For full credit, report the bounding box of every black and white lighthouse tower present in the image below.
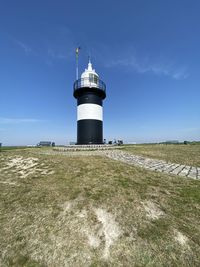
[73,60,106,144]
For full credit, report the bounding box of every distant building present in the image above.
[37,141,54,147]
[117,140,123,145]
[69,141,76,145]
[165,140,179,144]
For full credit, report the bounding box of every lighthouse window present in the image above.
[89,74,98,84]
[94,75,98,84]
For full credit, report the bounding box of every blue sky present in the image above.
[0,0,199,145]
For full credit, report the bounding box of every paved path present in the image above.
[101,150,200,180]
[38,149,200,180]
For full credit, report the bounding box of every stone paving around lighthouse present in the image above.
[101,150,200,180]
[39,148,200,180]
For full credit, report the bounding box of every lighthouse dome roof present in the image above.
[81,60,99,79]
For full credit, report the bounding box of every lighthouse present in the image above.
[73,60,106,144]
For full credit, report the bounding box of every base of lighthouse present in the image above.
[77,120,103,144]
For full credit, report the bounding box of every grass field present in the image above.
[122,144,200,167]
[0,146,28,151]
[0,148,200,266]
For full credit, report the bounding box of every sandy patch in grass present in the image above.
[0,181,17,186]
[174,230,189,246]
[2,156,38,177]
[60,201,74,213]
[142,200,165,220]
[59,197,85,215]
[87,232,101,249]
[58,200,122,260]
[94,208,121,259]
[0,156,54,179]
[4,156,38,169]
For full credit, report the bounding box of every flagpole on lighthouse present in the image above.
[76,47,80,80]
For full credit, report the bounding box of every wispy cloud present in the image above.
[5,33,34,55]
[47,48,69,60]
[92,43,189,80]
[44,25,76,65]
[105,56,189,80]
[0,118,43,124]
[15,40,32,54]
[14,39,33,55]
[7,26,75,64]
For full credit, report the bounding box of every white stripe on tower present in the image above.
[77,103,103,121]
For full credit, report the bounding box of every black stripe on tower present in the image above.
[77,93,102,105]
[77,120,103,144]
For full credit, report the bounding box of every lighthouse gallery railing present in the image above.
[73,77,106,93]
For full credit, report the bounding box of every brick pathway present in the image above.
[39,148,200,180]
[101,150,200,180]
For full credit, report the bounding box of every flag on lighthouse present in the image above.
[76,47,81,57]
[76,47,81,80]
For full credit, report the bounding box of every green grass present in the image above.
[121,143,200,167]
[0,149,200,266]
[0,146,28,151]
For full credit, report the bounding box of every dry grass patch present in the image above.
[0,149,200,266]
[142,200,165,220]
